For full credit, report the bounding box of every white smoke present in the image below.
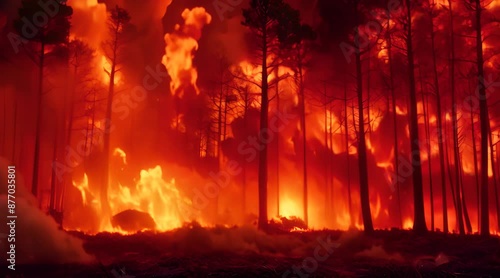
[0,157,94,264]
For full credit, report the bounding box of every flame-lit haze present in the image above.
[2,0,500,237]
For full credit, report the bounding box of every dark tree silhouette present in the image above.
[426,0,449,233]
[67,40,95,153]
[351,0,374,233]
[471,0,490,237]
[286,20,316,226]
[404,0,427,233]
[14,0,72,198]
[101,5,131,219]
[385,8,403,228]
[447,0,465,235]
[242,0,304,230]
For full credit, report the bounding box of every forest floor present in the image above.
[6,226,500,277]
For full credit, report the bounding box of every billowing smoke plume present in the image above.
[0,158,93,264]
[67,0,107,49]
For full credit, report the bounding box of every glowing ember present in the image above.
[403,218,414,230]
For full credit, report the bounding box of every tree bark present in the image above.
[354,1,373,232]
[276,70,280,217]
[469,91,480,231]
[449,0,465,235]
[475,0,490,237]
[459,154,473,233]
[420,75,434,231]
[487,120,500,232]
[50,126,58,211]
[32,40,45,198]
[298,58,308,226]
[102,28,119,224]
[445,119,459,226]
[430,5,449,233]
[387,16,403,228]
[344,81,354,228]
[258,20,269,231]
[405,0,427,233]
[11,97,18,163]
[324,83,330,217]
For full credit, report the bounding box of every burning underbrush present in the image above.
[77,222,333,257]
[269,216,308,232]
[64,147,373,234]
[108,210,310,234]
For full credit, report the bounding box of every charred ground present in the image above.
[7,228,500,277]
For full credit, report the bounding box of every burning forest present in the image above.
[1,0,500,276]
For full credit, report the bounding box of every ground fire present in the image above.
[1,0,500,277]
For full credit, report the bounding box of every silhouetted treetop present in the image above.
[14,0,72,44]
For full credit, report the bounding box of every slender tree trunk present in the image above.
[470,95,480,231]
[32,41,45,198]
[62,62,78,214]
[366,55,371,134]
[102,70,115,220]
[324,84,329,217]
[243,88,249,214]
[406,0,427,233]
[258,22,269,231]
[102,41,117,223]
[459,154,473,233]
[49,127,57,213]
[488,120,500,231]
[449,0,465,234]
[11,96,18,163]
[223,90,229,141]
[420,76,435,231]
[474,0,490,237]
[2,92,6,155]
[417,65,433,230]
[344,81,354,228]
[445,119,459,226]
[50,124,58,212]
[84,108,91,153]
[430,5,449,234]
[329,100,334,211]
[354,19,373,232]
[497,135,500,231]
[218,80,223,159]
[387,18,403,228]
[89,90,97,154]
[276,68,280,217]
[298,59,308,226]
[215,79,223,219]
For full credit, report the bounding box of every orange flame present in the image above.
[161,8,212,98]
[68,148,197,233]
